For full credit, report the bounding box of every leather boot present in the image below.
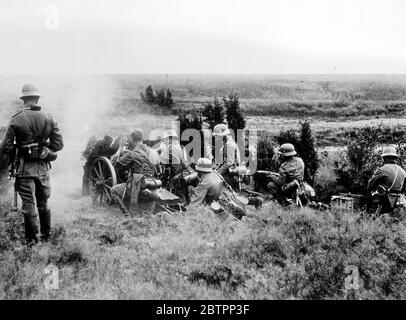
[24,215,39,247]
[248,196,264,209]
[38,208,51,242]
[115,198,130,217]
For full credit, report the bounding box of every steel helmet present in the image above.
[195,158,213,173]
[381,147,398,158]
[212,124,230,137]
[278,143,297,157]
[162,129,178,139]
[20,84,41,99]
[130,130,143,142]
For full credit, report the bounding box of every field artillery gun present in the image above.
[87,155,186,215]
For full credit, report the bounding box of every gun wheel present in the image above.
[89,156,117,206]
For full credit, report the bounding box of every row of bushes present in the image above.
[242,101,406,118]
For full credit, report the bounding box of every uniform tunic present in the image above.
[219,137,241,166]
[159,142,186,166]
[1,106,63,178]
[111,144,159,203]
[190,172,224,206]
[273,156,305,186]
[0,105,63,241]
[367,163,406,193]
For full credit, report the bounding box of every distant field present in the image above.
[3,74,406,123]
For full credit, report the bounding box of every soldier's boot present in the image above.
[248,196,264,209]
[115,198,130,217]
[38,208,51,242]
[24,215,39,247]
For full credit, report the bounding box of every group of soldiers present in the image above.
[92,121,308,218]
[1,83,406,248]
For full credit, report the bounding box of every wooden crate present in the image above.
[331,193,365,212]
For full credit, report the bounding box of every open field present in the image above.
[1,74,406,299]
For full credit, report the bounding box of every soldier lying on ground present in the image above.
[110,130,160,216]
[367,147,406,217]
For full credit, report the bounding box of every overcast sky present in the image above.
[1,0,406,74]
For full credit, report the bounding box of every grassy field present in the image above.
[1,198,405,300]
[1,74,406,300]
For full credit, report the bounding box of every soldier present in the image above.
[212,124,263,209]
[158,129,194,203]
[190,158,247,219]
[190,158,225,206]
[159,129,187,173]
[212,124,241,175]
[0,84,63,246]
[267,143,305,206]
[367,147,406,216]
[110,130,160,216]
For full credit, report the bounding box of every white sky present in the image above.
[0,0,406,74]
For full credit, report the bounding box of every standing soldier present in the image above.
[0,84,63,247]
[367,147,406,216]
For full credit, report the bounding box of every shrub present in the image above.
[224,94,246,134]
[275,122,319,183]
[141,85,173,108]
[177,111,204,159]
[140,85,156,103]
[256,133,277,171]
[334,126,385,195]
[202,98,225,130]
[297,121,319,183]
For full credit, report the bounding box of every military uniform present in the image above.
[160,142,187,172]
[190,171,225,206]
[110,144,159,215]
[268,156,305,204]
[1,106,63,244]
[367,163,406,214]
[216,137,241,187]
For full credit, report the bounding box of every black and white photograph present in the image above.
[0,0,405,305]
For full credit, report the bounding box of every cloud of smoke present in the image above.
[48,75,118,197]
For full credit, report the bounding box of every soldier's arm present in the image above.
[190,182,209,206]
[367,168,382,191]
[274,165,287,186]
[0,123,16,154]
[48,117,64,152]
[117,151,133,168]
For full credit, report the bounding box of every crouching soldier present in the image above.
[367,147,406,217]
[110,130,160,216]
[0,84,63,246]
[267,143,305,206]
[190,158,246,219]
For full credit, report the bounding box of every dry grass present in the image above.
[1,196,405,300]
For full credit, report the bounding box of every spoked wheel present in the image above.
[88,156,117,206]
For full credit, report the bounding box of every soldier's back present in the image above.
[11,108,49,145]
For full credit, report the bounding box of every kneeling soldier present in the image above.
[267,143,305,206]
[367,147,406,216]
[110,130,160,216]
